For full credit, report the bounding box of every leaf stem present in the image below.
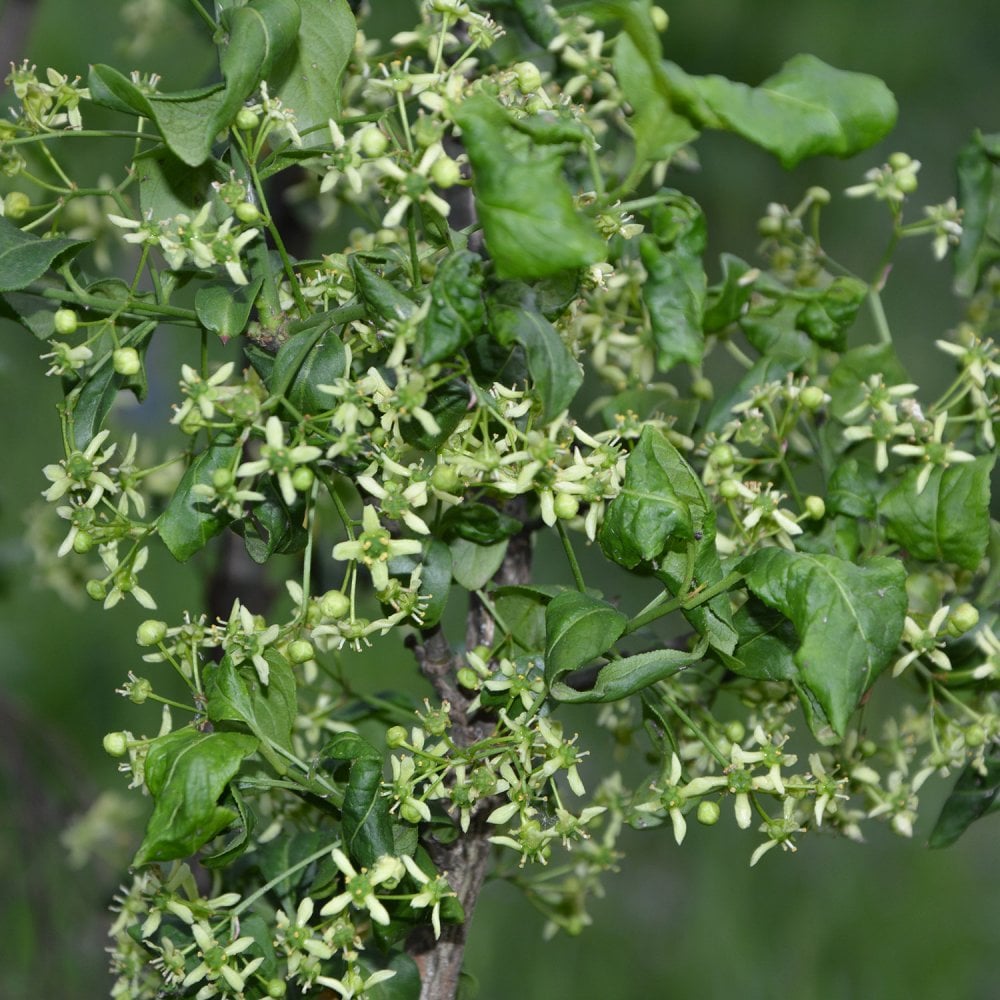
[556,520,587,593]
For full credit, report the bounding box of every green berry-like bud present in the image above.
[319,589,351,619]
[696,800,721,825]
[514,61,543,93]
[211,468,233,490]
[947,603,979,637]
[723,720,745,744]
[719,479,740,500]
[806,186,831,206]
[235,108,260,131]
[128,676,153,704]
[103,732,129,757]
[691,376,714,400]
[113,347,141,376]
[888,152,912,170]
[964,724,987,748]
[757,215,782,237]
[650,5,669,32]
[287,639,314,664]
[386,725,408,748]
[136,619,168,647]
[265,978,287,998]
[431,155,462,189]
[553,493,580,520]
[234,201,261,224]
[291,466,314,492]
[896,172,918,194]
[710,444,735,468]
[456,666,481,690]
[86,579,107,601]
[53,308,79,335]
[804,495,826,520]
[431,463,460,493]
[859,738,878,758]
[401,802,424,824]
[359,125,388,158]
[72,530,95,554]
[799,385,826,411]
[3,191,30,219]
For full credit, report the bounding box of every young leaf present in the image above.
[416,539,452,629]
[135,147,220,222]
[600,426,708,568]
[928,745,1000,848]
[953,130,1000,297]
[0,216,89,292]
[235,476,308,564]
[640,193,707,372]
[195,277,265,340]
[65,364,123,450]
[544,591,627,693]
[440,503,523,546]
[417,250,485,364]
[201,784,257,869]
[881,456,995,571]
[158,436,242,561]
[490,290,583,422]
[133,728,259,867]
[742,549,907,736]
[729,598,798,682]
[452,93,605,279]
[350,257,417,326]
[703,253,754,332]
[449,537,507,591]
[662,54,898,168]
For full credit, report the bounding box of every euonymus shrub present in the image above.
[1,1,998,998]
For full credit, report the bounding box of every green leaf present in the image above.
[400,379,469,451]
[953,130,1000,296]
[441,503,523,546]
[739,300,814,367]
[703,253,754,332]
[662,54,897,168]
[449,537,507,590]
[929,744,1000,848]
[0,292,56,339]
[270,0,356,144]
[494,584,561,652]
[350,257,417,325]
[730,598,798,682]
[490,288,583,421]
[135,148,219,222]
[0,216,89,292]
[600,426,708,568]
[363,951,422,1000]
[205,651,297,756]
[742,549,907,735]
[158,436,242,561]
[827,459,879,519]
[217,0,301,134]
[268,312,347,411]
[452,94,605,279]
[195,277,265,340]
[417,250,486,364]
[388,538,453,629]
[134,728,258,866]
[65,363,123,450]
[234,476,308,564]
[881,456,995,570]
[794,277,868,349]
[201,784,256,869]
[706,356,789,434]
[640,193,707,372]
[544,591,627,695]
[324,733,394,868]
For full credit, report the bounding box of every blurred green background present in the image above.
[0,1,996,998]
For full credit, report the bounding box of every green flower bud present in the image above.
[359,125,388,158]
[212,467,234,490]
[235,108,260,131]
[431,463,460,493]
[710,444,735,468]
[757,215,782,237]
[72,530,95,554]
[265,978,287,998]
[806,186,831,206]
[103,731,129,757]
[723,720,745,744]
[514,61,543,93]
[291,466,314,492]
[3,191,30,219]
[53,308,79,335]
[691,376,714,400]
[888,151,912,170]
[113,347,141,376]
[799,385,826,411]
[430,154,462,189]
[319,589,351,620]
[287,639,315,664]
[456,666,481,690]
[896,172,918,194]
[947,602,979,636]
[804,495,826,520]
[86,579,107,601]
[964,724,987,748]
[136,619,168,647]
[719,479,740,500]
[401,801,425,824]
[697,800,721,825]
[234,201,261,224]
[553,493,580,520]
[386,725,408,748]
[128,676,153,704]
[650,6,669,32]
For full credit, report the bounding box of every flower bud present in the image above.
[691,376,714,400]
[430,155,462,189]
[431,463,460,493]
[291,467,314,492]
[710,444,735,468]
[359,125,388,158]
[136,619,168,646]
[650,6,669,31]
[723,720,745,744]
[319,589,351,620]
[719,479,740,500]
[287,639,315,664]
[514,61,543,93]
[553,493,580,520]
[386,725,408,748]
[806,186,831,206]
[265,979,287,998]
[964,724,987,748]
[86,579,107,601]
[113,347,141,376]
[947,602,979,636]
[888,152,912,170]
[799,385,826,411]
[103,731,129,757]
[401,802,424,824]
[72,530,95,554]
[128,676,153,704]
[696,800,721,825]
[53,308,79,335]
[3,191,30,219]
[235,108,259,131]
[212,468,233,490]
[804,495,826,520]
[234,201,261,224]
[456,666,481,690]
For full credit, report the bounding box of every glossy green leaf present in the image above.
[205,651,297,757]
[730,598,798,682]
[663,54,897,168]
[268,312,347,410]
[201,784,256,869]
[703,253,754,332]
[881,456,994,571]
[350,257,417,325]
[929,744,1000,848]
[794,276,868,349]
[544,591,627,694]
[827,459,879,519]
[158,436,242,561]
[195,277,265,340]
[600,426,708,568]
[271,0,356,143]
[490,288,583,421]
[0,291,56,339]
[417,250,485,364]
[388,538,453,629]
[742,549,907,735]
[953,130,1000,296]
[134,728,258,866]
[0,216,89,293]
[234,476,308,564]
[452,94,605,279]
[979,520,1000,609]
[363,952,422,1000]
[400,379,469,451]
[441,503,523,546]
[65,363,123,450]
[135,148,219,222]
[640,193,707,372]
[449,537,507,591]
[739,300,814,367]
[494,584,561,652]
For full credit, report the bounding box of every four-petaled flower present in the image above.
[236,415,322,506]
[332,505,423,591]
